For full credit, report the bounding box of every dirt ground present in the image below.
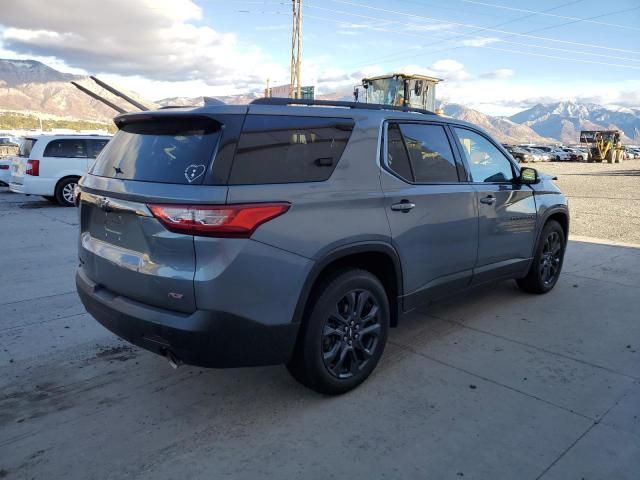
[537,158,640,244]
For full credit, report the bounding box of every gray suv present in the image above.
[76,98,569,394]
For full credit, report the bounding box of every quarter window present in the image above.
[453,128,514,183]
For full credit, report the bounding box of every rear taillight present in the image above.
[148,203,290,238]
[26,159,40,176]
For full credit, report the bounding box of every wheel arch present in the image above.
[530,206,569,258]
[55,174,82,191]
[293,242,403,328]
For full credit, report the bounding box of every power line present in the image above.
[322,0,640,54]
[299,12,640,70]
[459,0,640,31]
[300,5,640,63]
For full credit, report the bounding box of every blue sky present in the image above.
[1,0,639,115]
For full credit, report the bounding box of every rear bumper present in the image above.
[10,177,55,196]
[76,267,300,368]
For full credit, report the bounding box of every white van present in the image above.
[10,135,110,206]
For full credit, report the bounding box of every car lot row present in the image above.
[504,144,640,162]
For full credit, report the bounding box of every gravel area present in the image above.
[536,159,640,245]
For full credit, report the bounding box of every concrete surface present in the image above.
[0,187,638,480]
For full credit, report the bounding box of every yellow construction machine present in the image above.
[580,130,624,163]
[354,73,442,112]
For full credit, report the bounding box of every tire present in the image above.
[54,177,79,207]
[606,149,614,163]
[42,196,56,203]
[517,220,566,294]
[287,269,390,395]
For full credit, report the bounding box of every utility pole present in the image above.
[290,0,302,99]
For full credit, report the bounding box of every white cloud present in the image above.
[480,68,514,79]
[461,37,500,47]
[0,0,286,93]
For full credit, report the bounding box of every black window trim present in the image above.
[381,120,464,185]
[448,124,521,185]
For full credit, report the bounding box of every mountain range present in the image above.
[1,59,638,144]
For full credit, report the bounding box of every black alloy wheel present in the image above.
[517,220,566,294]
[287,269,389,395]
[539,230,562,287]
[321,289,382,379]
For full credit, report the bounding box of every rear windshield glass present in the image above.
[91,117,221,184]
[230,115,354,185]
[18,138,36,157]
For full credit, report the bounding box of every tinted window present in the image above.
[18,138,37,157]
[43,139,87,158]
[453,128,514,183]
[91,117,221,184]
[230,115,354,184]
[87,139,109,159]
[386,123,413,181]
[399,124,458,182]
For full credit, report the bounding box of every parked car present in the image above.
[520,147,546,162]
[529,147,552,162]
[10,135,110,206]
[504,145,534,163]
[550,148,571,161]
[75,99,569,394]
[625,147,640,159]
[0,157,12,186]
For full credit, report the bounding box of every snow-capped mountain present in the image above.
[440,103,555,144]
[510,101,640,143]
[2,59,639,144]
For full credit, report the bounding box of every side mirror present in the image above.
[519,167,539,184]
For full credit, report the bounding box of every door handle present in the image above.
[391,200,416,212]
[480,195,496,205]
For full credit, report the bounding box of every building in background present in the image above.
[265,83,315,100]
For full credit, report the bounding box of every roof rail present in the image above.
[250,97,435,115]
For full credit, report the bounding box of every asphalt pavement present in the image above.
[0,186,638,480]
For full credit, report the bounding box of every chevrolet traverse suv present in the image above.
[76,98,569,394]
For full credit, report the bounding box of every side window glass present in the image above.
[230,115,354,184]
[87,140,109,159]
[386,123,413,181]
[453,128,514,183]
[43,139,87,158]
[399,124,458,182]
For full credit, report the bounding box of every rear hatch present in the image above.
[78,112,240,313]
[11,138,37,185]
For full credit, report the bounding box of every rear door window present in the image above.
[229,115,354,184]
[86,139,109,159]
[43,139,87,158]
[91,117,221,184]
[18,138,37,157]
[385,123,459,183]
